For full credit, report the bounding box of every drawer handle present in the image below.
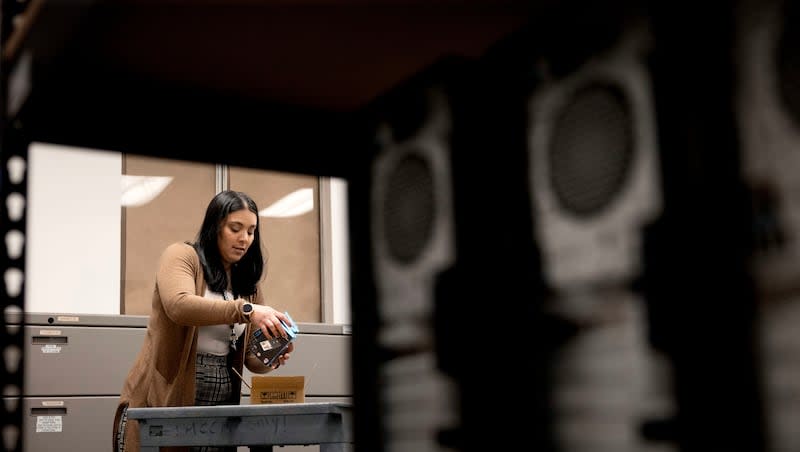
[31,407,67,415]
[32,336,68,345]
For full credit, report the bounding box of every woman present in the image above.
[113,190,295,452]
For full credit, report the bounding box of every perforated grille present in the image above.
[549,83,634,217]
[381,152,435,264]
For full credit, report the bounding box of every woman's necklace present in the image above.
[222,290,237,351]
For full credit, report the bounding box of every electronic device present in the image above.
[248,312,299,367]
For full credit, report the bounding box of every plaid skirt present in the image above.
[115,352,236,452]
[192,352,236,452]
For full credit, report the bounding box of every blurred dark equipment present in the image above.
[735,0,800,451]
[642,1,766,451]
[1,1,38,452]
[0,1,784,452]
[525,13,673,452]
[358,61,465,452]
[352,57,491,452]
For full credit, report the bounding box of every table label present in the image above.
[147,417,287,439]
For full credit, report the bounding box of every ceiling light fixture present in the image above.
[121,175,173,207]
[259,188,314,218]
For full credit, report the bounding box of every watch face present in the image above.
[244,304,253,313]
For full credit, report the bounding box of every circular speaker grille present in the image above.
[548,83,634,217]
[381,152,435,264]
[777,1,800,125]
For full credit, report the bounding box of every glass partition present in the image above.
[25,141,349,324]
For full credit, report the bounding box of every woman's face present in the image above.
[218,207,258,269]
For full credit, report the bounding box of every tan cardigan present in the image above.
[113,242,272,452]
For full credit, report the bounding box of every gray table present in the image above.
[126,402,353,452]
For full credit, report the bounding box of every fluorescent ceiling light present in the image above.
[121,175,173,207]
[259,188,314,218]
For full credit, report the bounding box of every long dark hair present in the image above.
[190,190,266,298]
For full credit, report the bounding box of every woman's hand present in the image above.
[249,304,292,339]
[272,342,294,370]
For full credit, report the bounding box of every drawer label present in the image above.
[41,401,64,407]
[37,330,61,336]
[56,316,79,322]
[40,344,61,354]
[35,416,62,433]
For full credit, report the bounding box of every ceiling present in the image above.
[10,0,640,177]
[23,0,541,113]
